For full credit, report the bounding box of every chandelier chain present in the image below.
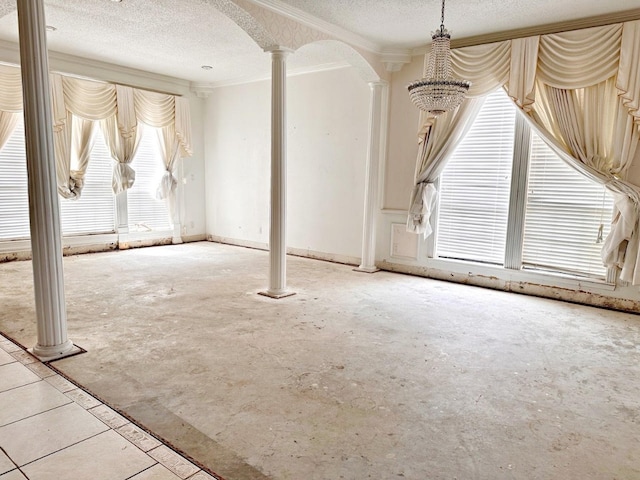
[440,0,445,28]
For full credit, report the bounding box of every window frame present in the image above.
[430,88,615,284]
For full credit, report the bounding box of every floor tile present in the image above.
[43,374,76,393]
[0,340,21,354]
[0,402,108,466]
[129,464,182,480]
[148,445,200,479]
[117,423,161,452]
[8,351,36,365]
[0,363,40,393]
[0,350,13,367]
[22,430,155,480]
[0,450,14,475]
[0,470,26,480]
[188,471,218,480]
[25,362,55,379]
[65,388,101,409]
[0,381,72,427]
[89,404,129,429]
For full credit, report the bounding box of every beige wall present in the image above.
[383,55,423,211]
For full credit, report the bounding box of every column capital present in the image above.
[368,80,389,89]
[264,46,295,56]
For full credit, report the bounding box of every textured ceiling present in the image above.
[0,0,637,84]
[277,0,640,49]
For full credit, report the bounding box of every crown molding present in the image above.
[411,7,640,55]
[246,0,383,54]
[0,39,191,95]
[193,60,351,90]
[380,50,412,72]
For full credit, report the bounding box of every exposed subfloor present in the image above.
[1,241,639,480]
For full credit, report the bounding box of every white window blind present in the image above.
[59,127,115,236]
[127,126,171,232]
[436,89,516,265]
[0,118,30,240]
[522,132,613,278]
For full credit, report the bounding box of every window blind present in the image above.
[436,89,516,265]
[127,127,171,232]
[522,132,613,278]
[59,128,115,236]
[0,119,30,240]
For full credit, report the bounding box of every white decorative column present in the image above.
[356,81,388,273]
[260,47,295,299]
[17,0,76,360]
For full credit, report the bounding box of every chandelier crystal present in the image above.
[407,0,470,115]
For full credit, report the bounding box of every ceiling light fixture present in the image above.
[407,0,470,115]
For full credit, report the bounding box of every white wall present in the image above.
[180,94,206,240]
[383,55,422,211]
[205,66,370,262]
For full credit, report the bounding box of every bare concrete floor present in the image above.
[1,242,639,480]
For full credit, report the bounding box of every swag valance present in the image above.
[0,65,192,201]
[408,20,640,284]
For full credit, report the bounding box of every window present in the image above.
[0,118,30,240]
[522,132,613,277]
[436,92,515,265]
[0,119,172,243]
[0,118,115,239]
[435,88,614,280]
[127,126,172,232]
[59,127,115,236]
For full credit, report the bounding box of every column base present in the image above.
[258,290,296,299]
[354,266,380,274]
[30,340,82,362]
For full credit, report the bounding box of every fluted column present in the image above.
[17,0,75,360]
[356,81,388,273]
[260,47,295,299]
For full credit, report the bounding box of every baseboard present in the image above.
[182,234,207,243]
[206,235,361,267]
[207,235,269,251]
[378,260,640,314]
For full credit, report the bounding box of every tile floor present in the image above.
[0,336,218,480]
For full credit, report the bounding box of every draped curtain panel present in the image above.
[52,75,98,199]
[408,19,640,285]
[0,111,19,152]
[0,65,193,199]
[0,66,25,152]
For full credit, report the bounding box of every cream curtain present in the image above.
[136,90,192,222]
[0,111,18,151]
[407,98,484,235]
[156,124,180,224]
[506,24,640,284]
[100,113,144,195]
[51,75,99,199]
[0,66,23,152]
[0,65,23,112]
[408,19,640,284]
[0,66,193,198]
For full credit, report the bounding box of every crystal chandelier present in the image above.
[407,0,470,115]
